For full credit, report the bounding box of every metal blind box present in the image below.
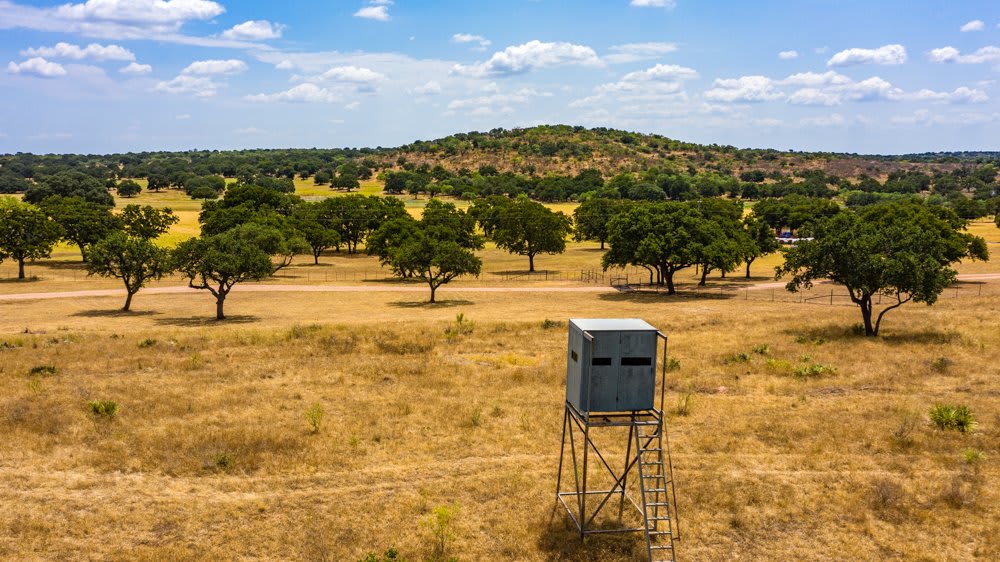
[566,318,659,413]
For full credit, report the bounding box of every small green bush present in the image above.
[963,448,984,465]
[212,453,234,471]
[305,402,324,434]
[794,363,835,378]
[752,344,770,355]
[929,404,976,433]
[358,549,407,562]
[724,352,751,364]
[88,400,119,417]
[930,356,954,373]
[541,319,562,329]
[665,357,681,372]
[28,365,58,376]
[444,313,474,337]
[425,505,457,561]
[137,338,158,348]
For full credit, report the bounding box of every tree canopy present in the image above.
[471,195,571,272]
[368,199,483,302]
[87,232,173,311]
[40,196,120,262]
[778,201,988,336]
[120,205,179,240]
[172,225,277,320]
[0,201,63,279]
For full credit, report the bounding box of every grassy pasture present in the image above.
[0,283,998,560]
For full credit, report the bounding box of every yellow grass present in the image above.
[0,283,997,560]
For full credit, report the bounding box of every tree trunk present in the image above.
[18,258,25,280]
[721,269,727,279]
[599,239,605,250]
[860,295,875,336]
[79,244,88,263]
[528,253,535,273]
[313,250,320,265]
[665,270,676,294]
[429,284,437,303]
[216,295,226,320]
[746,258,754,278]
[123,291,134,312]
[699,265,709,286]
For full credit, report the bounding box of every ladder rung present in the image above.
[640,448,662,453]
[646,502,670,507]
[643,474,666,479]
[650,544,674,550]
[645,488,666,493]
[649,530,672,536]
[649,516,672,521]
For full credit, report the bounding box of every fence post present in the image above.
[830,289,833,305]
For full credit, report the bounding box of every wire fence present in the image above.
[610,279,997,305]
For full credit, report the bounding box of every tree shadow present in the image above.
[36,260,86,270]
[781,324,961,345]
[71,309,161,318]
[0,277,41,284]
[153,314,259,327]
[597,289,737,303]
[487,269,559,276]
[388,299,474,308]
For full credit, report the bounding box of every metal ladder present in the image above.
[635,420,679,562]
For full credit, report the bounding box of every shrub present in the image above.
[358,549,407,562]
[890,415,917,448]
[671,393,692,417]
[752,344,770,355]
[425,505,457,561]
[724,352,751,364]
[665,357,681,372]
[211,453,234,471]
[137,338,158,348]
[963,448,984,466]
[541,319,562,329]
[285,323,324,340]
[444,313,474,338]
[795,335,827,346]
[794,363,835,378]
[929,404,976,433]
[88,400,119,417]
[28,365,58,376]
[930,356,954,374]
[305,402,324,434]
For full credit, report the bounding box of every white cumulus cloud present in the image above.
[181,59,247,75]
[222,20,284,41]
[354,5,389,21]
[827,44,907,66]
[629,0,676,8]
[605,42,678,64]
[778,50,798,60]
[905,87,988,104]
[961,20,984,32]
[319,65,385,84]
[154,74,219,97]
[412,80,442,95]
[928,45,1000,64]
[54,0,224,24]
[246,83,341,103]
[705,76,785,102]
[21,42,135,61]
[451,40,602,77]
[7,57,67,78]
[452,33,491,50]
[119,61,151,74]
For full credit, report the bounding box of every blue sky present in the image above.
[3,0,1000,154]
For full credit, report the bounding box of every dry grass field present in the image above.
[1,186,999,560]
[0,284,998,561]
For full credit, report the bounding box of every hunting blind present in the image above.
[556,319,680,562]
